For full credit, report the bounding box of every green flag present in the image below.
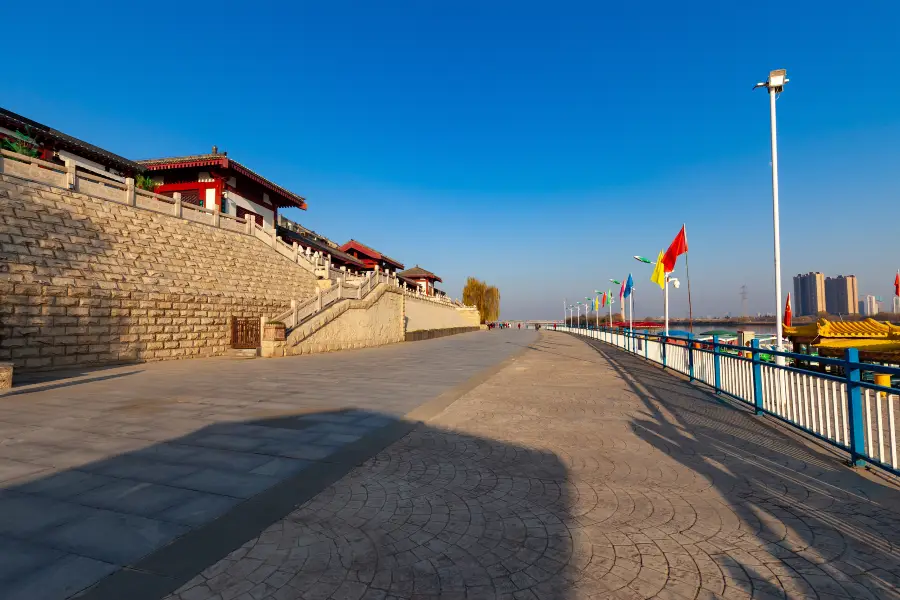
[633,255,652,264]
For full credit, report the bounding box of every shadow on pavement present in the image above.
[592,341,900,600]
[4,370,143,397]
[0,408,573,600]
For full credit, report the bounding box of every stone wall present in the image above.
[404,295,481,332]
[284,284,404,355]
[0,174,317,370]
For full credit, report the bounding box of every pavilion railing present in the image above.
[557,325,900,478]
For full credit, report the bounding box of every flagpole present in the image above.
[629,289,634,352]
[664,276,669,336]
[595,295,600,328]
[684,224,694,334]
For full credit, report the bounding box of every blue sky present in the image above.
[4,1,899,319]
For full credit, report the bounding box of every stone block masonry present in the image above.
[285,284,405,355]
[404,294,480,332]
[0,174,317,371]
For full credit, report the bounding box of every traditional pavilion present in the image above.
[1,107,140,179]
[338,240,404,274]
[398,266,442,296]
[138,148,307,228]
[786,318,900,362]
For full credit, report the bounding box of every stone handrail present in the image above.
[1,150,477,321]
[76,170,128,190]
[271,271,395,330]
[0,149,347,282]
[401,286,471,309]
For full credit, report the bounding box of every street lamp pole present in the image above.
[755,69,788,357]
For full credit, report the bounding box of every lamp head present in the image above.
[767,68,788,91]
[671,278,681,289]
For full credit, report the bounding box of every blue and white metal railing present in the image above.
[557,325,900,477]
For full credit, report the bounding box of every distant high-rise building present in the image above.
[862,294,879,316]
[825,275,859,315]
[793,272,826,316]
[893,296,900,314]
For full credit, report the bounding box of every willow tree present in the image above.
[484,286,500,322]
[463,277,500,323]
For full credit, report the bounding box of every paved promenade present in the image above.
[5,329,900,599]
[0,330,536,600]
[163,331,900,600]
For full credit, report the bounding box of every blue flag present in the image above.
[624,273,634,298]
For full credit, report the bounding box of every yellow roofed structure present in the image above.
[785,319,900,361]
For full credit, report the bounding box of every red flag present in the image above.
[783,293,792,328]
[662,225,688,273]
[895,271,899,297]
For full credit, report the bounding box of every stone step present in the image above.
[226,348,258,359]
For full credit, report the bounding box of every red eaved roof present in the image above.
[339,239,404,270]
[398,266,442,283]
[137,154,307,210]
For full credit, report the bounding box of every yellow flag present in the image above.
[650,250,666,289]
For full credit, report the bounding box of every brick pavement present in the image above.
[0,329,536,600]
[162,331,900,600]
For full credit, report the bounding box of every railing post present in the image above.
[846,348,867,467]
[687,333,695,381]
[291,299,297,328]
[292,241,299,262]
[749,339,764,413]
[713,335,722,394]
[65,158,76,190]
[173,192,182,217]
[644,329,649,360]
[124,177,136,206]
[213,209,221,228]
